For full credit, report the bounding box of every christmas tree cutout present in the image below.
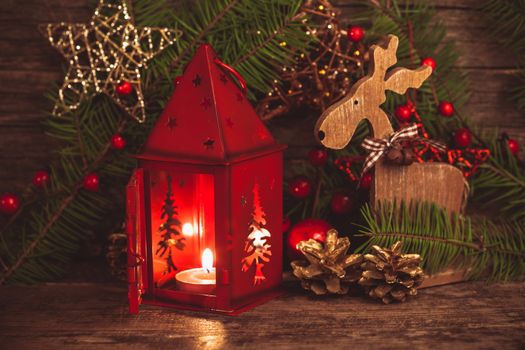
[241,183,272,285]
[156,175,185,274]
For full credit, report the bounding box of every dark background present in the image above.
[0,0,523,193]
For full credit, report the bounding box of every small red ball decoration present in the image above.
[421,57,436,71]
[287,218,331,260]
[33,170,50,188]
[347,25,365,43]
[111,133,126,150]
[83,173,100,192]
[289,176,312,199]
[116,81,133,96]
[454,128,472,148]
[508,139,520,155]
[330,192,354,214]
[438,101,454,117]
[283,216,291,233]
[308,148,328,166]
[395,105,412,123]
[0,193,20,215]
[360,172,373,189]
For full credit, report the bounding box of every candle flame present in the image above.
[182,222,194,236]
[202,248,213,273]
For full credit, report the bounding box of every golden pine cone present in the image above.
[106,231,127,281]
[291,229,363,295]
[358,241,424,304]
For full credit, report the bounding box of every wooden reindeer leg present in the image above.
[385,66,432,95]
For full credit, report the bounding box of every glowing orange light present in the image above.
[202,248,214,273]
[182,222,194,236]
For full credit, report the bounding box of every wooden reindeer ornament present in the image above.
[315,35,467,213]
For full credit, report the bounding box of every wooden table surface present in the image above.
[1,281,524,349]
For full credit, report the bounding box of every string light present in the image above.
[256,0,363,121]
[42,0,181,123]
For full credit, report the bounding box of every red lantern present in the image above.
[126,44,285,314]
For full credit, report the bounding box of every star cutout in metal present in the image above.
[166,116,177,130]
[42,0,181,123]
[226,117,234,128]
[201,97,212,110]
[192,74,201,87]
[203,138,215,149]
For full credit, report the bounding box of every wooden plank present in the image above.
[0,282,524,349]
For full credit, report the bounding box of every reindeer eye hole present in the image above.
[354,100,359,105]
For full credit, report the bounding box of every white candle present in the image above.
[175,248,216,294]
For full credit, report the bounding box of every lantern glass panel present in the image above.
[148,169,215,293]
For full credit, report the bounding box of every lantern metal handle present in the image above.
[214,58,247,96]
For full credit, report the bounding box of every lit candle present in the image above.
[175,248,216,294]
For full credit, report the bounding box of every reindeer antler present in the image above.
[372,35,432,95]
[315,34,433,146]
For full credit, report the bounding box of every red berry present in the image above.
[395,105,412,123]
[283,217,291,233]
[508,139,520,156]
[438,101,454,117]
[454,128,472,148]
[33,170,50,188]
[330,192,354,214]
[287,218,331,260]
[360,172,373,189]
[116,81,133,96]
[83,173,100,192]
[0,193,20,215]
[347,25,365,43]
[308,148,328,167]
[289,176,312,199]
[111,133,126,150]
[421,57,436,71]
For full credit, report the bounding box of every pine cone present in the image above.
[291,229,363,295]
[106,231,128,282]
[359,241,424,304]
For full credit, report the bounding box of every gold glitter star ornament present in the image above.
[42,0,181,123]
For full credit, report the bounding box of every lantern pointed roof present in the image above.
[138,44,280,164]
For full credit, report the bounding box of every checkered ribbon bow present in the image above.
[361,124,446,175]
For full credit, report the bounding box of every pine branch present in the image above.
[357,201,525,281]
[170,0,240,70]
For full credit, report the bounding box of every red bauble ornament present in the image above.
[283,216,291,233]
[347,25,365,43]
[308,148,328,167]
[33,170,50,188]
[289,176,312,199]
[395,105,412,123]
[111,133,126,150]
[287,218,331,260]
[330,192,354,214]
[360,172,373,189]
[83,173,100,192]
[438,101,454,117]
[508,139,520,155]
[454,128,472,148]
[421,57,436,71]
[0,193,20,215]
[116,81,133,96]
